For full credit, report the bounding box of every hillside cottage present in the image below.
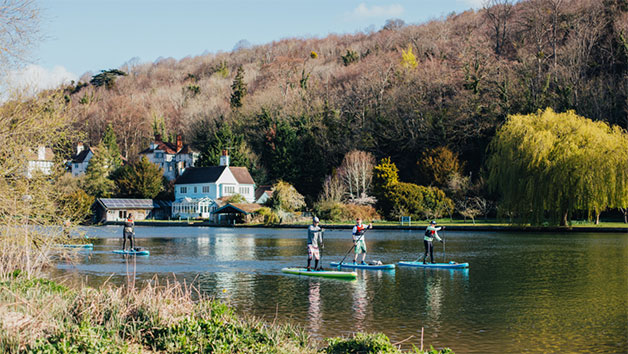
[172,151,255,221]
[70,143,94,176]
[26,146,55,178]
[139,134,198,181]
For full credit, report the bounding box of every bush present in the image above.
[315,202,381,222]
[325,332,400,354]
[256,207,280,225]
[386,183,454,220]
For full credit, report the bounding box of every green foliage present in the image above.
[254,110,300,184]
[112,156,164,199]
[373,157,400,213]
[101,124,122,169]
[89,69,127,89]
[28,322,127,354]
[488,108,628,225]
[230,65,247,109]
[215,61,230,78]
[310,51,318,59]
[185,84,200,96]
[152,114,168,141]
[341,49,359,66]
[325,332,400,354]
[256,207,280,225]
[82,143,115,198]
[269,181,305,212]
[58,188,94,223]
[315,201,381,222]
[418,147,463,187]
[192,120,250,167]
[225,193,246,203]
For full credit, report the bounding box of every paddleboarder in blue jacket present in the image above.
[420,220,443,264]
[307,217,324,271]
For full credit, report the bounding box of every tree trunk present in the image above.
[561,211,568,226]
[595,212,600,225]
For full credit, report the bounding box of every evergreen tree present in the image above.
[101,123,122,168]
[90,69,127,89]
[193,121,250,167]
[230,65,247,109]
[113,156,164,199]
[82,143,115,198]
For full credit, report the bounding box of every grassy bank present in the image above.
[0,274,452,354]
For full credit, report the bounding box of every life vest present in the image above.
[354,224,366,236]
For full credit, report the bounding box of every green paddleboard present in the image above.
[281,267,357,279]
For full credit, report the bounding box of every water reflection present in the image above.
[54,227,628,353]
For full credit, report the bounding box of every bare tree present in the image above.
[338,150,376,204]
[0,0,40,75]
[484,0,515,56]
[320,172,345,203]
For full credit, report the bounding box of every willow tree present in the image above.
[488,108,628,225]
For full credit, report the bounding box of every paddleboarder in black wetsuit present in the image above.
[122,214,135,251]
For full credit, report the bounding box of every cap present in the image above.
[430,220,437,224]
[313,216,319,223]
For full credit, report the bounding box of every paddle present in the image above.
[442,227,446,263]
[337,225,369,270]
[317,228,325,271]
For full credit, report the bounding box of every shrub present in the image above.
[256,207,280,225]
[325,332,400,354]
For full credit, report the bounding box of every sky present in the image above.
[11,0,483,92]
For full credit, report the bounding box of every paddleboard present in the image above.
[59,243,93,249]
[397,261,469,269]
[281,267,357,279]
[112,249,150,256]
[330,262,395,270]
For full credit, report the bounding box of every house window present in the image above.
[224,185,235,194]
[155,152,163,159]
[180,186,187,194]
[74,163,79,169]
[194,186,197,193]
[239,187,249,195]
[202,186,210,193]
[169,165,173,171]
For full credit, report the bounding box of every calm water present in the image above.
[55,226,627,353]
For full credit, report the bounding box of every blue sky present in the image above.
[13,0,482,91]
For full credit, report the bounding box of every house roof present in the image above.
[254,185,273,201]
[27,147,54,161]
[71,147,93,163]
[214,203,263,215]
[177,145,198,154]
[139,139,196,155]
[97,198,155,210]
[174,166,227,185]
[229,166,255,185]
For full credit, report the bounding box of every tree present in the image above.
[192,120,250,167]
[484,0,515,56]
[400,45,418,69]
[112,156,164,199]
[82,143,115,198]
[487,108,628,225]
[101,123,122,169]
[337,150,376,204]
[0,0,40,75]
[269,181,305,212]
[90,69,127,89]
[230,65,247,109]
[418,147,463,188]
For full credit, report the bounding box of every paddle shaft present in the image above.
[338,228,368,267]
[442,229,446,263]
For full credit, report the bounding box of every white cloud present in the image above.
[351,3,404,19]
[5,64,78,96]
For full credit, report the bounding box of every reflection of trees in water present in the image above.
[425,276,443,323]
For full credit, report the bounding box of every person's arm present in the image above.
[352,226,357,243]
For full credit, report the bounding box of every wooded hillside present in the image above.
[61,0,627,202]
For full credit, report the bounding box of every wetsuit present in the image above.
[123,217,135,250]
[307,224,323,270]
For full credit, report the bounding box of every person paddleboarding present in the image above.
[122,213,135,251]
[352,217,372,265]
[306,216,324,271]
[419,220,443,264]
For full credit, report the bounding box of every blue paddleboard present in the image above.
[112,249,150,256]
[60,243,93,249]
[397,261,469,269]
[330,262,395,270]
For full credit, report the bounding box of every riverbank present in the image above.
[105,219,628,233]
[0,274,452,354]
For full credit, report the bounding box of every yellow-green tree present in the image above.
[488,108,628,225]
[418,146,463,187]
[400,45,418,69]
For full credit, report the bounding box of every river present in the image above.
[55,226,627,353]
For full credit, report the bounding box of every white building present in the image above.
[172,151,256,220]
[26,146,54,178]
[70,143,94,176]
[139,134,198,181]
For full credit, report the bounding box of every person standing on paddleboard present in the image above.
[420,220,443,264]
[123,213,135,251]
[307,217,324,271]
[353,217,372,265]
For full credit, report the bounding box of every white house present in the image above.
[70,143,94,176]
[139,134,198,181]
[26,146,54,178]
[172,151,256,219]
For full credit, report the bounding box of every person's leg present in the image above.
[353,243,358,263]
[428,242,434,263]
[130,232,135,250]
[307,245,313,270]
[314,248,321,270]
[122,232,127,250]
[422,240,429,263]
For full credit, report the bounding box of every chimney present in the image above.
[176,134,183,151]
[219,149,230,166]
[76,143,84,155]
[37,146,46,161]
